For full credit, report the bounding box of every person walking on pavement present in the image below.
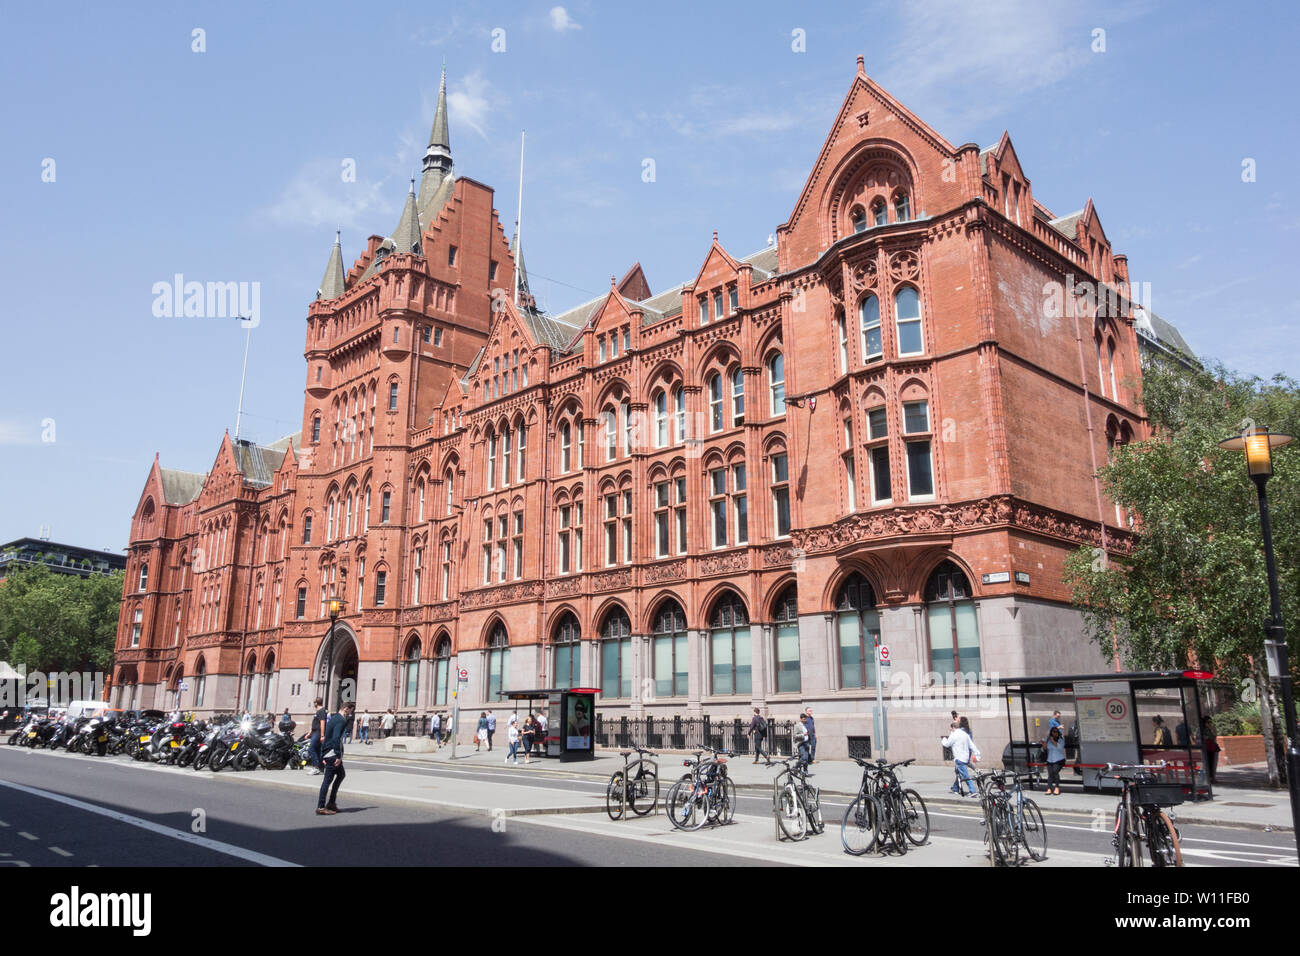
[343,706,355,745]
[803,707,817,763]
[381,708,396,739]
[534,710,547,755]
[746,708,770,765]
[358,709,370,744]
[506,714,521,765]
[441,711,453,746]
[475,712,488,751]
[521,714,536,765]
[1202,715,1221,784]
[307,697,327,775]
[486,710,497,750]
[430,711,441,748]
[943,718,981,796]
[316,702,353,815]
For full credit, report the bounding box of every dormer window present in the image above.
[698,297,708,325]
[872,199,887,226]
[851,207,867,233]
[713,290,723,320]
[894,192,910,222]
[728,288,738,313]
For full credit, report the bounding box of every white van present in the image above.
[66,700,111,720]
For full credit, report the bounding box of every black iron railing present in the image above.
[594,715,798,757]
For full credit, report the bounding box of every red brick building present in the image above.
[114,61,1190,759]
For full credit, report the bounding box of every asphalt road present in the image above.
[1,745,1293,867]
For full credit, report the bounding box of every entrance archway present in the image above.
[313,623,360,711]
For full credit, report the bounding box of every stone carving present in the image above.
[460,580,544,609]
[698,551,749,576]
[848,258,878,297]
[790,495,1134,557]
[430,601,457,621]
[643,559,686,583]
[762,543,794,567]
[547,577,584,597]
[889,250,920,282]
[592,568,632,592]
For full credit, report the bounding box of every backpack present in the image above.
[756,715,768,735]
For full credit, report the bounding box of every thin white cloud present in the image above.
[0,421,39,446]
[549,7,581,31]
[259,158,393,232]
[718,113,801,136]
[873,0,1122,136]
[447,71,495,139]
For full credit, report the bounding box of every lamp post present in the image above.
[325,596,346,712]
[1218,427,1297,861]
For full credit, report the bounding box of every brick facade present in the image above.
[115,61,1167,760]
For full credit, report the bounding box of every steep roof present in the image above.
[232,440,283,487]
[317,231,346,300]
[159,468,205,505]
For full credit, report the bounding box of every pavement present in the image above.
[347,738,1295,832]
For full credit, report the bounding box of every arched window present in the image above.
[850,206,867,233]
[731,368,745,426]
[487,623,509,702]
[560,420,572,471]
[894,191,910,222]
[262,653,275,712]
[860,295,882,360]
[871,198,887,226]
[1107,338,1118,401]
[602,406,618,461]
[600,607,632,699]
[836,572,879,690]
[416,481,424,522]
[311,414,321,443]
[709,593,751,696]
[487,428,498,489]
[412,546,423,605]
[654,391,667,447]
[553,613,581,690]
[403,638,421,708]
[925,561,981,681]
[652,600,688,698]
[194,657,207,709]
[673,386,687,443]
[444,469,454,515]
[895,286,923,356]
[708,373,723,432]
[773,585,801,693]
[768,352,786,415]
[837,313,849,373]
[433,636,451,706]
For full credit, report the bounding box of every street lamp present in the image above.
[325,596,346,712]
[1218,427,1297,861]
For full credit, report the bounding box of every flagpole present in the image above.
[234,317,252,443]
[514,130,525,306]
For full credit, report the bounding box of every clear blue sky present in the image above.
[1,0,1296,553]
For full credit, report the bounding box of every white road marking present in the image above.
[0,820,9,827]
[49,846,72,857]
[0,779,300,867]
[18,831,38,841]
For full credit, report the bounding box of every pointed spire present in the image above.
[317,229,346,300]
[510,227,534,311]
[390,179,423,256]
[418,62,454,218]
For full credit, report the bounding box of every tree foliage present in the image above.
[1064,357,1299,685]
[0,564,124,674]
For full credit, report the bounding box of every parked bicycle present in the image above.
[665,747,736,831]
[1100,762,1184,867]
[974,769,1046,866]
[842,757,928,855]
[773,756,823,841]
[606,743,659,820]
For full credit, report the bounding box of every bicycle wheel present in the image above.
[605,771,626,821]
[1111,806,1133,868]
[628,766,659,817]
[841,795,880,855]
[900,789,929,846]
[710,776,736,825]
[1020,798,1047,861]
[806,784,823,834]
[1147,810,1183,868]
[776,783,808,841]
[665,781,690,830]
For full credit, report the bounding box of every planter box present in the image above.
[1218,734,1265,765]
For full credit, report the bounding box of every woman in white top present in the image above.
[942,720,981,796]
[506,714,521,765]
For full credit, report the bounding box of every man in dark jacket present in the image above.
[803,707,817,763]
[746,708,770,766]
[316,702,353,815]
[307,697,327,775]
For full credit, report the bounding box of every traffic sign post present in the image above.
[451,668,469,759]
[873,639,888,758]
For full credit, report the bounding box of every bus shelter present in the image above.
[498,687,599,761]
[998,670,1215,799]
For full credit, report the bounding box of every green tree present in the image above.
[0,564,124,699]
[1064,357,1299,786]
